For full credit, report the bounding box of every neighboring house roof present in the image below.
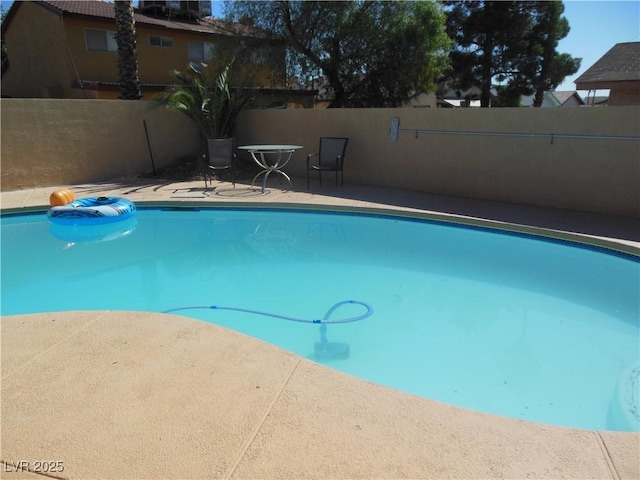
[552,90,584,105]
[519,91,582,108]
[574,42,640,90]
[439,86,483,100]
[584,95,609,106]
[5,0,267,39]
[519,91,561,107]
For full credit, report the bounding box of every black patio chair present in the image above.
[306,137,349,189]
[203,138,236,189]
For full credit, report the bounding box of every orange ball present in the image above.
[49,189,75,207]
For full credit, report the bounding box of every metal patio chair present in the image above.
[306,137,349,189]
[203,138,236,189]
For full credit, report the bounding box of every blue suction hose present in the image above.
[163,299,373,324]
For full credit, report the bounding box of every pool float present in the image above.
[50,216,137,243]
[47,196,136,226]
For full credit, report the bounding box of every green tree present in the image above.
[444,1,580,107]
[444,1,534,107]
[226,1,450,107]
[114,0,141,100]
[1,4,8,75]
[527,1,581,107]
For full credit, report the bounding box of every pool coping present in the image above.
[1,180,639,479]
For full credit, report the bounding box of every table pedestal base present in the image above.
[239,147,302,193]
[251,169,293,193]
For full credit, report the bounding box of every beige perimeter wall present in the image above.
[2,99,639,217]
[1,99,200,188]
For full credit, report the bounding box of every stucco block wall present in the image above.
[235,106,640,217]
[1,99,200,189]
[1,99,638,217]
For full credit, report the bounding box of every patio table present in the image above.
[238,145,303,193]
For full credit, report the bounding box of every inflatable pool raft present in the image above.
[47,196,136,226]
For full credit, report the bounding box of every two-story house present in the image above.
[1,0,316,107]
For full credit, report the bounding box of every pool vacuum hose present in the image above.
[163,300,373,360]
[162,299,373,324]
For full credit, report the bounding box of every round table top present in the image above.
[238,145,304,151]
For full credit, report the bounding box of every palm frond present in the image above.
[157,53,252,139]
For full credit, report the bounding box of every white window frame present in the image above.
[188,41,216,62]
[85,28,118,53]
[150,36,174,48]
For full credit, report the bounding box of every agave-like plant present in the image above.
[160,55,252,139]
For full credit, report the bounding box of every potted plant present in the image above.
[158,54,252,181]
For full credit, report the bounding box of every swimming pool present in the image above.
[1,205,638,432]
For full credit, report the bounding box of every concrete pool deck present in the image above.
[1,178,639,479]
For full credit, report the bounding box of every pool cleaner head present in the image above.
[314,341,350,360]
[313,324,350,360]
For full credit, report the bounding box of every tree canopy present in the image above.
[444,1,580,107]
[527,1,581,107]
[225,0,451,107]
[1,5,9,75]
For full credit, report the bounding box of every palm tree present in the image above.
[114,0,141,100]
[160,57,252,139]
[157,56,253,185]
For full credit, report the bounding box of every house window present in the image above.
[188,41,215,61]
[250,48,269,65]
[150,36,173,48]
[85,29,118,52]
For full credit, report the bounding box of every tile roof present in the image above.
[35,0,264,38]
[39,0,116,20]
[574,42,640,86]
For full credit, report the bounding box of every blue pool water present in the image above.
[1,207,639,432]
